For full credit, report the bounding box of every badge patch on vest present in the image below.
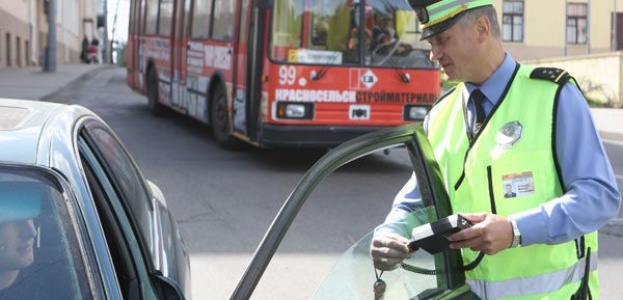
[492,121,523,158]
[502,172,535,198]
[496,121,523,148]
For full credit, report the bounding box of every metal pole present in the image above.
[104,0,110,64]
[43,0,57,72]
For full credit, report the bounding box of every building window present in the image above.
[502,0,523,42]
[567,3,587,44]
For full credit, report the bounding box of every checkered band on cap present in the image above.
[423,0,492,28]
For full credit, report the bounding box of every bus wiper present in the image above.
[395,66,410,83]
[311,52,342,81]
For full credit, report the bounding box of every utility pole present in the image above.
[43,0,57,72]
[103,0,110,64]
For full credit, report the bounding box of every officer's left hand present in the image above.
[446,212,514,255]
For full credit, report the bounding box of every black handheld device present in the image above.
[407,214,473,254]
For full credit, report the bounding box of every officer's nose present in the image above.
[429,46,441,62]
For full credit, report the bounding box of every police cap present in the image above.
[407,0,493,40]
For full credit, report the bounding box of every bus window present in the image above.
[191,0,213,39]
[212,1,235,41]
[158,0,174,36]
[145,0,159,35]
[270,0,436,69]
[365,0,435,68]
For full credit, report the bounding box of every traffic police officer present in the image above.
[370,0,622,299]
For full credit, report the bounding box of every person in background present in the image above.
[0,185,40,299]
[87,39,100,64]
[80,35,90,63]
[370,13,398,52]
[370,0,621,299]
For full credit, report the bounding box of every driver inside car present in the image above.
[0,184,41,299]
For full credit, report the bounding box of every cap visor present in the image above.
[420,12,464,40]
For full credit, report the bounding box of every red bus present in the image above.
[126,0,440,149]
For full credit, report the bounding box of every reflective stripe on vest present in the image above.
[466,251,597,299]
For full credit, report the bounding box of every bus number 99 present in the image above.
[278,66,296,85]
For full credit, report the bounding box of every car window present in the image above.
[79,125,154,258]
[313,229,443,299]
[232,124,472,299]
[0,166,93,299]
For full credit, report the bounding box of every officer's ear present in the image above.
[474,15,490,41]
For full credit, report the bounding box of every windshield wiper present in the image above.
[311,52,342,81]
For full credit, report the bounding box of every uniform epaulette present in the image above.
[529,67,572,86]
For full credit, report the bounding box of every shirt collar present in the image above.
[465,53,516,106]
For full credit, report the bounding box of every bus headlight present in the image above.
[403,105,429,121]
[276,102,314,119]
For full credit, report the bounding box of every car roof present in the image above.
[0,98,94,165]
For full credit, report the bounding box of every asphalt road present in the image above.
[52,67,623,300]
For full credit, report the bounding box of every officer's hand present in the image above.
[370,233,411,270]
[446,213,513,255]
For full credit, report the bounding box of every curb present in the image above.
[40,65,116,102]
[600,131,623,142]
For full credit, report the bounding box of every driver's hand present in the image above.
[370,233,412,270]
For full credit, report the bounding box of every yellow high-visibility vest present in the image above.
[427,65,598,299]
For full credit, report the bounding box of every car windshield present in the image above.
[270,0,436,68]
[0,167,92,299]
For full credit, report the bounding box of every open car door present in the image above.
[230,123,480,299]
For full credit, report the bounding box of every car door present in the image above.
[77,119,186,299]
[230,122,479,299]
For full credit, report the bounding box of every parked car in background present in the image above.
[230,123,479,299]
[0,98,190,299]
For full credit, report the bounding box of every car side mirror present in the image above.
[152,273,186,300]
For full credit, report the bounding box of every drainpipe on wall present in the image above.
[43,0,57,72]
[29,0,37,66]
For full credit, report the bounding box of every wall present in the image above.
[523,51,623,107]
[0,6,32,67]
[492,0,620,61]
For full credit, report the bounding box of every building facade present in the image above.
[497,0,623,61]
[0,0,97,68]
[0,0,622,69]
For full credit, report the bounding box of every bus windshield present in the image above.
[270,0,436,69]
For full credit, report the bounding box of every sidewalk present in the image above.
[0,63,110,102]
[0,63,620,140]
